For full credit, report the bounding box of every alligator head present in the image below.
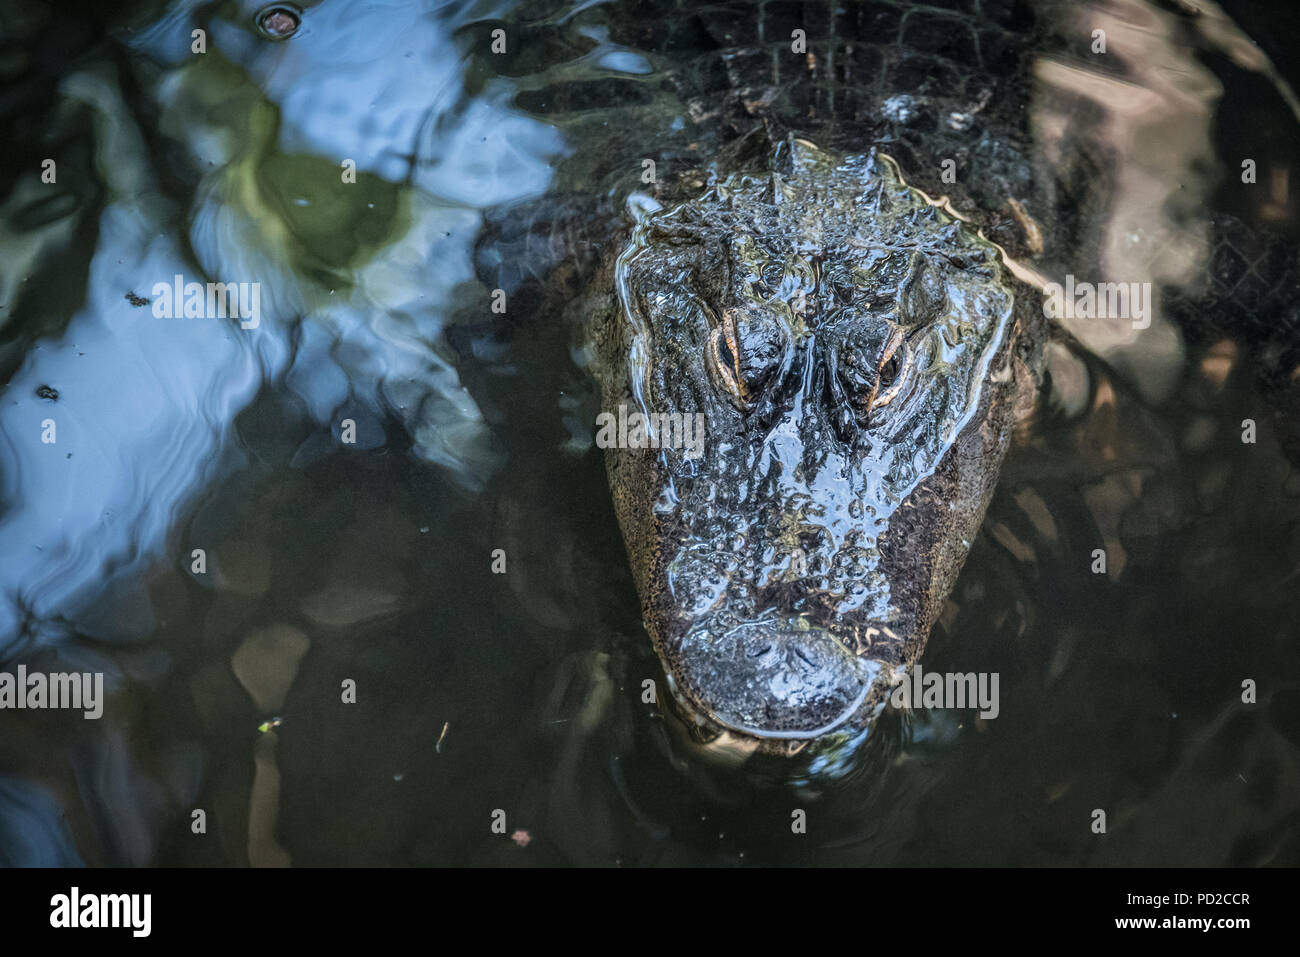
[591,139,1027,744]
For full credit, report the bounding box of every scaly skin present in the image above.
[590,138,1041,742]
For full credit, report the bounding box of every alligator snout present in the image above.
[674,618,884,738]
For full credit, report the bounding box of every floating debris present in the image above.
[257,716,284,734]
[435,721,449,753]
[510,829,531,848]
[35,384,58,401]
[1006,197,1044,257]
[257,4,301,40]
[124,291,150,307]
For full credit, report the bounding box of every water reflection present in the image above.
[0,1,567,642]
[0,0,1297,865]
[0,0,564,864]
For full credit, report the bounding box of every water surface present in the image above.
[0,0,1298,865]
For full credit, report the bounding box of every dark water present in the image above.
[1,0,1298,866]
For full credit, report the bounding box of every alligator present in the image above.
[530,0,1048,748]
[590,140,1034,741]
[509,0,1300,749]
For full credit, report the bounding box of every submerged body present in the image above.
[552,0,1049,746]
[571,0,1299,747]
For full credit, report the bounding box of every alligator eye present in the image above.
[708,314,747,404]
[868,330,910,411]
[879,350,900,390]
[836,327,910,425]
